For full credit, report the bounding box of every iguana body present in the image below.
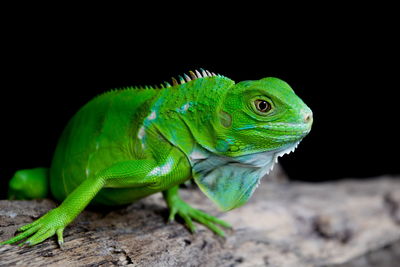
[1,69,312,246]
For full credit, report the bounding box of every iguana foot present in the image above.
[0,207,67,247]
[164,187,231,236]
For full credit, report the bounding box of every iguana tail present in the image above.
[8,167,49,200]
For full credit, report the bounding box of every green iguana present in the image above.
[1,69,312,247]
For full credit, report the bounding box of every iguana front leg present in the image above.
[1,176,106,246]
[1,159,161,247]
[163,185,231,236]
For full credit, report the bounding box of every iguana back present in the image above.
[50,88,160,202]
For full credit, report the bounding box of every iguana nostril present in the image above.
[304,113,313,123]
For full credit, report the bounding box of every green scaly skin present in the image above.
[1,69,312,247]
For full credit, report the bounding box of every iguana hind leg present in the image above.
[8,167,49,200]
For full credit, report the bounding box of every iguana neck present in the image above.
[149,76,235,157]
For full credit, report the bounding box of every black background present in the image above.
[1,9,399,199]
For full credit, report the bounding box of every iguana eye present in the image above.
[254,99,271,113]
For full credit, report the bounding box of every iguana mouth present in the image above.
[236,124,311,141]
[238,123,310,132]
[263,125,310,138]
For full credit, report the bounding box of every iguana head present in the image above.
[214,77,313,157]
[191,76,313,211]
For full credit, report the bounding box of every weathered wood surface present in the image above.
[0,167,399,267]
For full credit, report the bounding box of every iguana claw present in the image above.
[165,189,231,237]
[0,208,67,247]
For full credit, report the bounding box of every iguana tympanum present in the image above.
[1,69,312,247]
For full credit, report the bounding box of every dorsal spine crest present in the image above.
[100,68,225,98]
[166,68,222,87]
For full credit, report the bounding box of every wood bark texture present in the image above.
[0,166,399,267]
